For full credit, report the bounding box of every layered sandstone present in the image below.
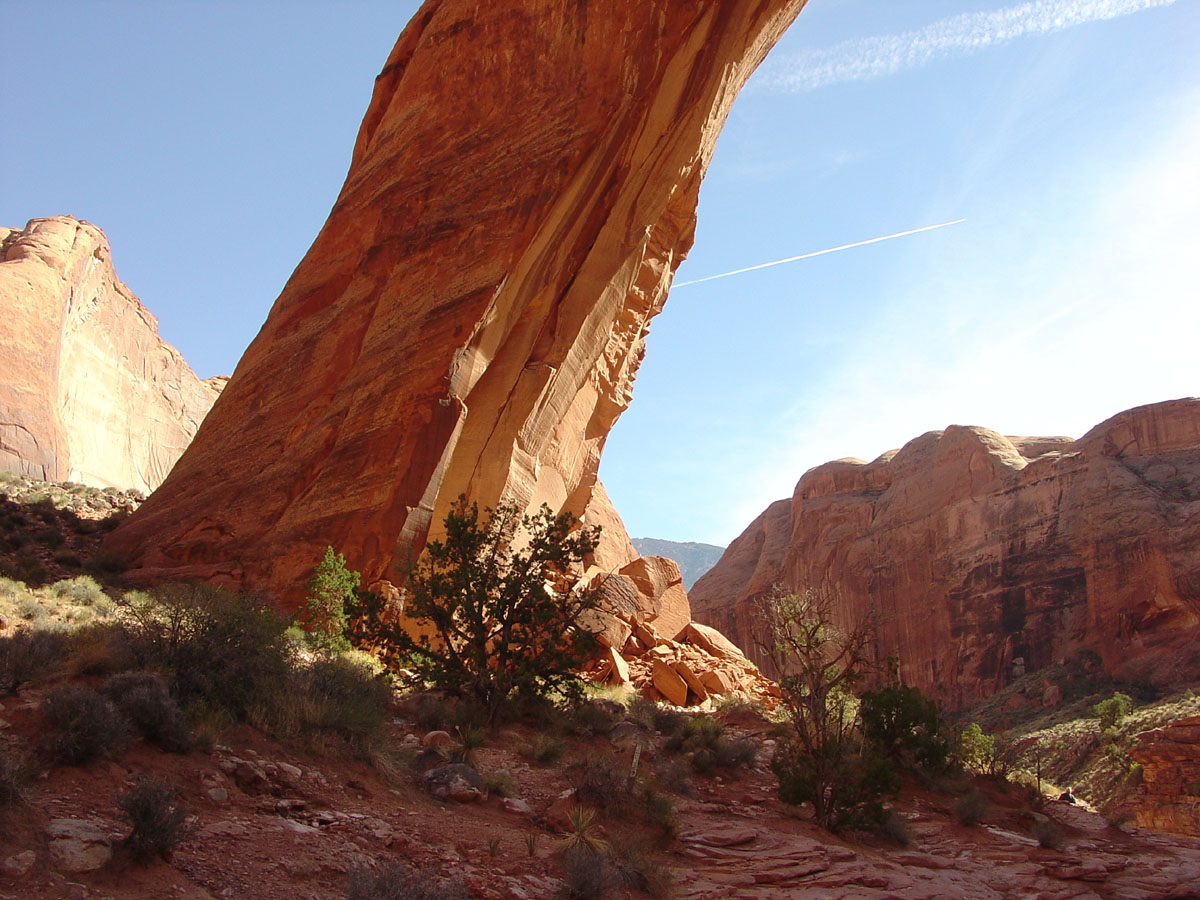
[1129,714,1200,837]
[109,0,809,605]
[0,217,224,493]
[690,399,1200,708]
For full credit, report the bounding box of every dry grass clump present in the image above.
[345,862,466,900]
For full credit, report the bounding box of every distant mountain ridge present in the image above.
[631,538,725,590]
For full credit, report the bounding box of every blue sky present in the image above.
[4,1,1198,547]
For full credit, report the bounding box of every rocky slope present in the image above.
[108,0,810,608]
[3,684,1200,900]
[0,217,224,494]
[689,399,1200,709]
[632,538,725,590]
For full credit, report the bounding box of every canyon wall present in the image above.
[0,217,224,493]
[109,0,809,606]
[689,400,1200,708]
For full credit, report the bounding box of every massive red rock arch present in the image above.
[109,0,809,605]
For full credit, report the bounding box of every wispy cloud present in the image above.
[758,0,1178,93]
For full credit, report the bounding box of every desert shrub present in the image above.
[51,576,106,607]
[520,731,565,765]
[560,845,618,900]
[0,742,31,809]
[653,756,695,797]
[880,811,912,846]
[860,677,951,773]
[567,699,623,736]
[36,527,64,549]
[1093,692,1134,731]
[102,672,192,753]
[10,553,47,584]
[955,787,988,826]
[65,621,135,676]
[116,776,193,861]
[352,496,601,723]
[52,551,82,568]
[635,782,678,839]
[713,735,759,770]
[566,754,628,810]
[120,583,295,722]
[622,694,659,730]
[1032,817,1065,850]
[86,549,127,575]
[0,627,70,692]
[40,683,131,764]
[346,862,467,900]
[484,768,518,798]
[299,654,391,742]
[298,547,359,653]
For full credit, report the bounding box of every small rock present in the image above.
[423,730,454,749]
[201,821,250,838]
[277,762,303,780]
[2,850,36,878]
[502,797,533,815]
[423,764,487,803]
[206,787,229,804]
[45,819,113,873]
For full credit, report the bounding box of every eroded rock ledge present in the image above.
[109,0,808,606]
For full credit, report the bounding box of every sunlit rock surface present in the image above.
[690,400,1200,708]
[0,217,224,493]
[109,0,809,606]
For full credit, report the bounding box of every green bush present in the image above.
[40,683,131,765]
[1093,692,1134,731]
[299,547,359,653]
[121,583,295,722]
[860,679,951,772]
[958,723,995,773]
[352,496,601,723]
[116,776,193,861]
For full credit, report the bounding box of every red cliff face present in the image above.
[108,0,808,607]
[0,217,224,493]
[689,400,1200,708]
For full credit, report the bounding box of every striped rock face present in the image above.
[0,216,223,494]
[109,0,808,607]
[690,399,1200,709]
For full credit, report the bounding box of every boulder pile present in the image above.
[582,555,777,707]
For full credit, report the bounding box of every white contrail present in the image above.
[758,0,1177,93]
[672,219,966,287]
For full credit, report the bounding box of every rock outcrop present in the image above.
[690,399,1200,708]
[1129,714,1200,837]
[632,537,726,589]
[585,556,778,706]
[107,0,809,607]
[0,217,224,493]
